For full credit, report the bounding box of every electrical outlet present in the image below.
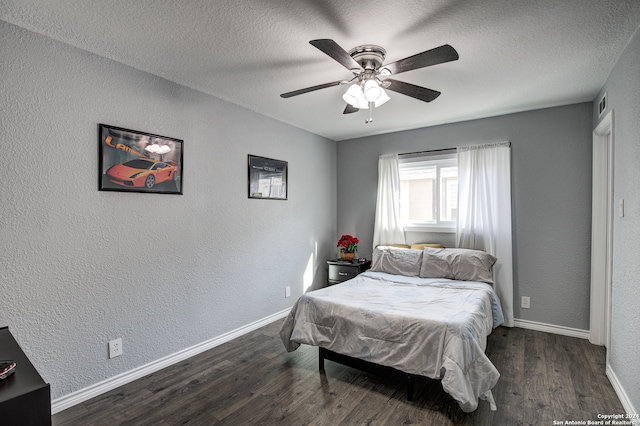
[108,338,123,359]
[285,286,291,298]
[521,296,530,309]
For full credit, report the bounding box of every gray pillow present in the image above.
[419,248,497,284]
[371,246,423,277]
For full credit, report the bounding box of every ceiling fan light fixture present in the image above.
[343,84,369,109]
[364,79,383,102]
[354,96,369,109]
[342,84,362,106]
[373,89,390,107]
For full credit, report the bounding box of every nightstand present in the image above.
[0,327,51,426]
[326,259,371,286]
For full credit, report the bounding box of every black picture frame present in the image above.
[248,155,288,200]
[99,124,183,194]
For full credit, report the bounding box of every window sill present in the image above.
[404,226,456,233]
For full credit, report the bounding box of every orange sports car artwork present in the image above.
[99,124,183,194]
[106,158,178,189]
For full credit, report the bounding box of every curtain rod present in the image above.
[398,147,457,157]
[398,142,511,157]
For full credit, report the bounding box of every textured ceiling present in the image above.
[2,0,640,141]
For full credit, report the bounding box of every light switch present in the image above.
[619,199,624,218]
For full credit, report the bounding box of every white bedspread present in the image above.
[280,270,504,412]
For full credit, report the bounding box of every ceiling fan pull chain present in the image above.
[366,102,374,123]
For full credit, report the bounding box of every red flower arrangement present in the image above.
[337,234,359,252]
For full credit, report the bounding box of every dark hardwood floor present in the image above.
[53,320,624,425]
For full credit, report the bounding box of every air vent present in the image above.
[598,93,607,117]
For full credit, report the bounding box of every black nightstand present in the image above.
[326,259,371,286]
[0,327,51,426]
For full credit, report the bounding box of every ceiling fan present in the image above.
[280,39,459,123]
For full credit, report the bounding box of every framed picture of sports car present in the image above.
[99,124,183,194]
[248,155,287,200]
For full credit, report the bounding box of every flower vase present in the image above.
[339,248,356,262]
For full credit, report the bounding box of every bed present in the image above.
[280,245,504,412]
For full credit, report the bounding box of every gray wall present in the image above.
[337,104,593,330]
[0,21,336,400]
[593,27,640,413]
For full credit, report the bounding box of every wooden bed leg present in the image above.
[319,347,325,372]
[407,375,414,401]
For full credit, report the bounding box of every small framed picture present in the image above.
[99,124,183,194]
[248,155,288,200]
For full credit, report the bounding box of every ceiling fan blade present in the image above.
[310,39,362,72]
[385,79,441,103]
[280,80,344,98]
[383,44,459,75]
[343,104,359,114]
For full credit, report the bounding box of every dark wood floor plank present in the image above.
[485,326,524,426]
[52,320,624,426]
[537,332,579,421]
[565,336,624,417]
[522,329,554,425]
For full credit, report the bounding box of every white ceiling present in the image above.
[2,0,639,141]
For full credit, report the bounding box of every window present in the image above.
[399,154,458,230]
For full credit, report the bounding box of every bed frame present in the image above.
[318,347,417,400]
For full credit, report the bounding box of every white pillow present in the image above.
[371,246,423,277]
[419,248,497,284]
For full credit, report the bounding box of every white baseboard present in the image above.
[606,364,640,424]
[51,308,291,414]
[513,318,590,340]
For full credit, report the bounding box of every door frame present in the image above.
[589,110,614,353]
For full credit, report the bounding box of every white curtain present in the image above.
[373,154,405,248]
[457,142,514,327]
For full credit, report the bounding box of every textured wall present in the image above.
[0,21,336,400]
[337,104,593,330]
[593,27,640,413]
